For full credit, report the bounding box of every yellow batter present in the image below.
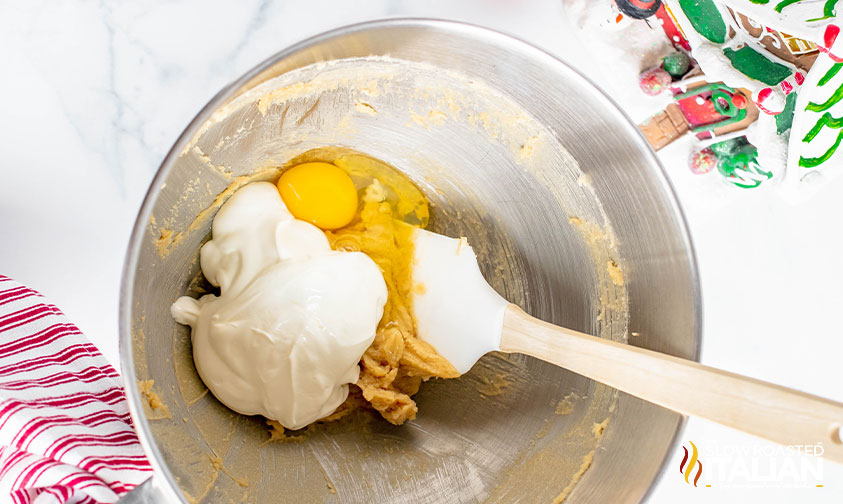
[326,179,459,424]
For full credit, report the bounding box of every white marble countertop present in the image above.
[1,0,841,502]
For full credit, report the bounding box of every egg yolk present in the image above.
[277,162,358,230]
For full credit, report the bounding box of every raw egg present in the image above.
[277,162,358,230]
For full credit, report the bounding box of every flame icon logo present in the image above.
[679,441,703,487]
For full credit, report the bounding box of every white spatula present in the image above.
[411,228,843,463]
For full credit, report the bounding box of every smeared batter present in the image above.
[327,179,459,424]
[138,379,170,418]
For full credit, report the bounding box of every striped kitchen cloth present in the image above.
[0,275,152,503]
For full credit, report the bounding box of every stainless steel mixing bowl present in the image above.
[120,19,701,504]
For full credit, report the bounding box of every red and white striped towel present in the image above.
[0,275,152,504]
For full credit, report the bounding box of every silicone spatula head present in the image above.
[410,228,508,374]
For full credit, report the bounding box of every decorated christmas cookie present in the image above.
[784,34,843,199]
[570,0,838,199]
[716,0,840,42]
[645,0,838,197]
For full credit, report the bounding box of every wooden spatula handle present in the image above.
[499,305,843,464]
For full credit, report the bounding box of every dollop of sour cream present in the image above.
[171,182,387,429]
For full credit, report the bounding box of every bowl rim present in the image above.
[119,17,703,503]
